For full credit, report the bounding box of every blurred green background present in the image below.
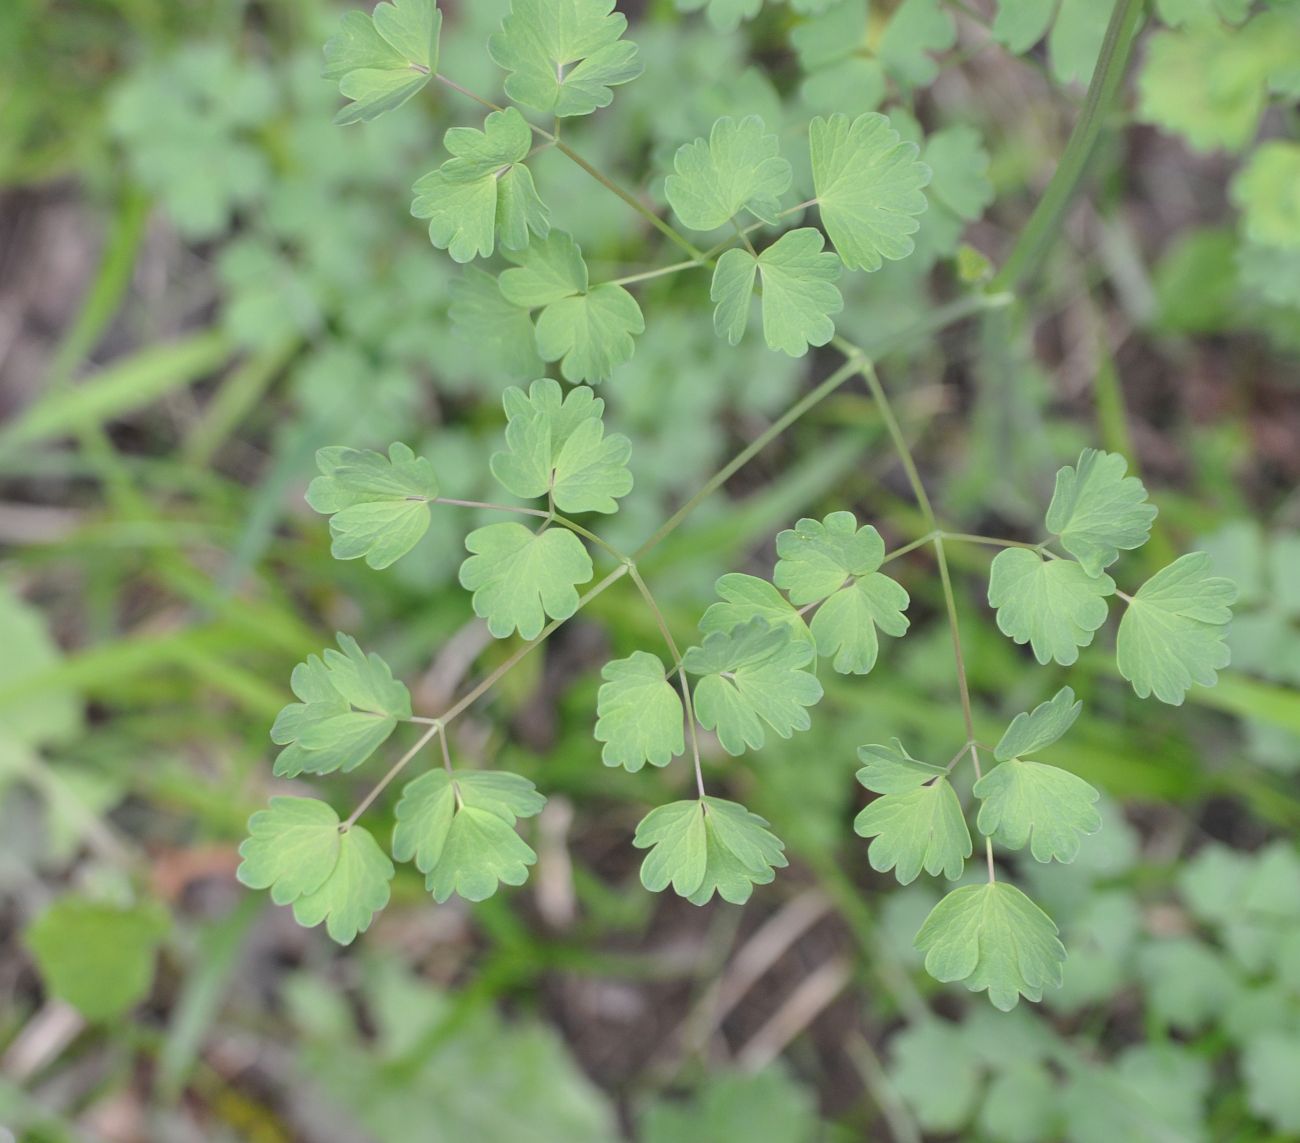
[2,0,1299,1140]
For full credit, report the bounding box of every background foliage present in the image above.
[2,0,1299,1139]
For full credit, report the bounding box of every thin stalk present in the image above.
[551,514,632,564]
[435,497,549,518]
[856,359,936,529]
[344,722,441,829]
[607,259,702,287]
[882,532,940,564]
[942,532,1043,552]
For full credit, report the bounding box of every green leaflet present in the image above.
[915,882,1066,1011]
[291,825,394,944]
[634,796,788,905]
[987,549,1115,666]
[488,0,643,118]
[994,686,1082,762]
[449,267,544,379]
[269,635,411,777]
[392,770,545,901]
[594,652,685,771]
[665,115,792,231]
[854,775,971,884]
[699,573,812,647]
[974,759,1101,863]
[306,442,438,569]
[499,232,644,383]
[809,112,931,271]
[1045,449,1156,577]
[411,107,549,262]
[711,228,843,357]
[682,617,823,755]
[1231,141,1300,250]
[878,0,957,88]
[856,739,949,794]
[323,0,441,126]
[460,522,594,639]
[924,125,995,223]
[490,378,633,514]
[1117,552,1237,704]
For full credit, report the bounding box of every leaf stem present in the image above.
[435,496,548,517]
[855,359,936,530]
[606,259,702,287]
[551,513,632,564]
[343,721,441,830]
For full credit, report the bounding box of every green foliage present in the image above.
[488,0,643,117]
[665,115,792,231]
[639,1066,819,1143]
[24,897,169,1021]
[993,686,1081,762]
[854,769,971,884]
[323,0,441,125]
[988,549,1115,666]
[974,760,1101,864]
[700,573,812,646]
[392,770,545,901]
[915,882,1067,1010]
[1045,448,1156,577]
[1232,141,1300,250]
[594,652,685,771]
[306,442,439,569]
[856,739,948,794]
[635,796,787,905]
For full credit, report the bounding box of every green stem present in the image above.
[990,0,1145,292]
[855,359,936,530]
[435,496,549,518]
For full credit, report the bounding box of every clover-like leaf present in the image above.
[410,107,549,263]
[634,796,788,905]
[392,769,545,901]
[974,760,1101,863]
[306,442,439,569]
[995,686,1082,762]
[323,0,441,126]
[915,882,1066,1011]
[488,0,643,118]
[290,824,394,944]
[987,549,1114,666]
[594,652,685,771]
[1117,552,1237,705]
[665,115,792,231]
[459,523,594,639]
[809,112,931,272]
[491,378,632,513]
[856,739,949,794]
[270,635,411,777]
[811,576,910,675]
[682,617,823,755]
[699,573,812,647]
[1045,449,1157,577]
[236,796,342,905]
[854,778,971,884]
[711,229,843,357]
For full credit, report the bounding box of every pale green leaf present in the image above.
[535,284,645,384]
[974,760,1101,863]
[1155,0,1251,25]
[594,652,685,771]
[1045,448,1157,576]
[306,442,438,570]
[665,115,792,231]
[924,125,994,222]
[994,686,1082,762]
[448,268,544,379]
[774,511,885,603]
[237,796,342,904]
[291,824,394,944]
[1117,552,1237,704]
[987,548,1115,666]
[499,231,589,307]
[488,0,642,118]
[1048,0,1116,86]
[711,229,843,357]
[992,0,1054,53]
[392,770,545,901]
[490,378,632,513]
[856,739,948,794]
[460,523,594,639]
[1231,141,1300,250]
[810,574,910,675]
[323,0,441,126]
[810,112,931,271]
[673,0,763,32]
[634,796,787,906]
[410,108,548,262]
[699,573,812,646]
[1243,1031,1300,1134]
[854,778,971,884]
[915,882,1066,1010]
[682,617,823,755]
[878,0,957,88]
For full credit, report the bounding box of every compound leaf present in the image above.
[460,523,594,639]
[323,0,441,126]
[682,617,823,755]
[535,284,645,384]
[410,107,548,262]
[987,549,1114,666]
[594,651,685,771]
[974,761,1101,863]
[634,796,788,905]
[291,824,394,944]
[306,442,438,570]
[810,575,910,675]
[491,378,632,513]
[854,778,971,884]
[665,115,792,231]
[1045,449,1157,576]
[994,686,1082,762]
[699,573,812,647]
[711,229,843,357]
[1117,552,1237,704]
[810,112,931,271]
[237,796,342,905]
[856,739,948,794]
[915,882,1066,1010]
[392,770,545,901]
[488,0,643,118]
